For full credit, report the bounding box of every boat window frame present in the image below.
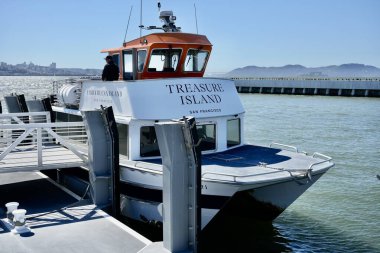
[137,49,147,73]
[196,122,217,152]
[147,48,183,73]
[122,49,134,80]
[183,49,210,73]
[227,118,241,148]
[139,125,161,158]
[117,123,129,158]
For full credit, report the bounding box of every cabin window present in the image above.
[148,49,181,72]
[140,126,160,157]
[123,50,133,80]
[227,119,241,148]
[137,50,147,72]
[117,123,129,157]
[184,49,209,72]
[196,124,216,151]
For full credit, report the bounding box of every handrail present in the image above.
[312,152,332,161]
[0,115,88,168]
[0,111,50,119]
[0,122,84,130]
[122,165,275,182]
[308,160,331,171]
[121,146,334,181]
[201,168,290,182]
[308,152,333,171]
[201,171,242,182]
[270,142,299,153]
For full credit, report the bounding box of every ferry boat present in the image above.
[52,10,334,228]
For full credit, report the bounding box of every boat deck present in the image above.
[126,144,334,184]
[0,171,151,253]
[201,145,330,183]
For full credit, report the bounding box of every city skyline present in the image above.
[1,0,379,72]
[0,61,101,76]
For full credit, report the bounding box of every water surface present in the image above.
[237,94,380,252]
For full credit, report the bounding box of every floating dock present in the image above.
[0,171,151,253]
[0,105,202,253]
[233,77,380,97]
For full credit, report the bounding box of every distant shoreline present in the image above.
[0,61,101,77]
[0,74,97,77]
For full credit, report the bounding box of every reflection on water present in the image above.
[201,212,291,252]
[275,210,379,253]
[201,209,379,253]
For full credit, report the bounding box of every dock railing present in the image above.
[0,112,88,173]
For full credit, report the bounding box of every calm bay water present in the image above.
[204,94,380,253]
[1,77,379,252]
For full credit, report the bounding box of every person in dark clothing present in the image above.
[102,55,120,81]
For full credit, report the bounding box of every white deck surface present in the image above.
[0,172,151,253]
[0,144,87,173]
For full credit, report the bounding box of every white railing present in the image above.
[308,152,333,171]
[270,142,299,153]
[0,112,88,172]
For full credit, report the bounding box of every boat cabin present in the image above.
[74,77,245,161]
[54,10,245,162]
[101,33,212,81]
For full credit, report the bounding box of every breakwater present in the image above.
[233,77,380,97]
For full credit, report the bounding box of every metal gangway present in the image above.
[0,112,88,173]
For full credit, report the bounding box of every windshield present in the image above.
[184,49,209,72]
[148,48,182,72]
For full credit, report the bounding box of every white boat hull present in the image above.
[119,167,327,229]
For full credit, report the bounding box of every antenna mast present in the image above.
[139,0,143,40]
[123,6,133,44]
[194,3,199,34]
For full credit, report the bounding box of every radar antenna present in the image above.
[140,2,181,33]
[159,11,181,32]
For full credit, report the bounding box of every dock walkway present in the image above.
[0,171,151,253]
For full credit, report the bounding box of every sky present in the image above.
[0,0,379,73]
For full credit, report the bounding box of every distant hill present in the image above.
[226,64,380,77]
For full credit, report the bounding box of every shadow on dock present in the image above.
[0,172,150,253]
